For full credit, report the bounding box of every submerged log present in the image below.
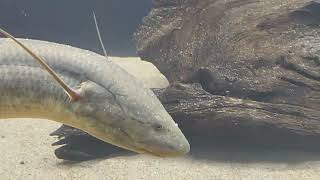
[51,0,320,160]
[134,0,320,108]
[133,0,320,143]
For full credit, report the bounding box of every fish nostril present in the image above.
[152,123,163,131]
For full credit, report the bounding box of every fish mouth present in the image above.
[130,146,189,157]
[116,138,190,157]
[144,148,190,157]
[97,124,190,157]
[133,138,191,157]
[101,136,190,157]
[141,145,190,157]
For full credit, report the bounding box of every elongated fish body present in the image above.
[0,38,190,156]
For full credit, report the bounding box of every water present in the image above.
[0,0,152,56]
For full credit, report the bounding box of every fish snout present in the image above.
[140,133,190,157]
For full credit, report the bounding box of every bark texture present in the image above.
[134,0,320,107]
[133,0,320,139]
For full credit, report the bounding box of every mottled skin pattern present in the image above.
[0,38,190,157]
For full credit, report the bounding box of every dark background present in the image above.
[0,0,152,56]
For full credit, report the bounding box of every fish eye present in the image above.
[152,123,163,131]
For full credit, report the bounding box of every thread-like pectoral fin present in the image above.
[0,28,81,101]
[93,11,108,59]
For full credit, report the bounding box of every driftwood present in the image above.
[133,0,320,143]
[134,0,320,109]
[51,0,320,160]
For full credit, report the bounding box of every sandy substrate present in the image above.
[1,119,320,180]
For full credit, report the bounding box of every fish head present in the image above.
[71,80,190,157]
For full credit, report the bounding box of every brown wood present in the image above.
[133,0,320,139]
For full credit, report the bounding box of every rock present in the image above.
[110,56,169,89]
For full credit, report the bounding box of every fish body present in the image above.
[0,38,190,156]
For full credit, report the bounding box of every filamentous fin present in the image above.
[93,11,108,59]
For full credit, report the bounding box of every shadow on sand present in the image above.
[52,130,320,165]
[187,136,320,164]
